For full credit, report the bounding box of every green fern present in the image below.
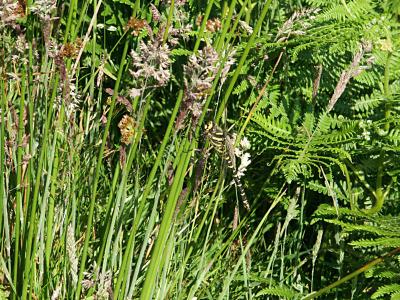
[318,0,374,21]
[256,285,300,299]
[233,78,249,95]
[371,284,400,299]
[243,0,399,298]
[349,238,400,248]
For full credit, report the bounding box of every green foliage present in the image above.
[256,285,299,298]
[371,284,400,299]
[251,110,353,183]
[247,0,400,297]
[1,0,399,299]
[312,203,400,297]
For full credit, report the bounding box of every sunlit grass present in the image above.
[1,0,399,299]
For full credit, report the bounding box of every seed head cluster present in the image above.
[118,115,136,145]
[175,46,220,130]
[129,38,171,87]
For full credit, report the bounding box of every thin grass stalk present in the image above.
[139,138,192,299]
[219,0,249,52]
[0,77,12,294]
[162,0,175,44]
[94,165,120,269]
[74,35,131,300]
[215,0,273,123]
[172,134,186,170]
[23,35,35,248]
[302,247,400,300]
[21,74,59,300]
[126,186,161,297]
[240,240,250,296]
[185,180,225,299]
[158,227,175,299]
[44,104,65,295]
[126,153,173,298]
[235,49,284,147]
[186,251,214,299]
[72,0,91,41]
[218,186,286,299]
[89,0,98,104]
[173,175,224,298]
[215,0,238,52]
[123,147,174,298]
[44,141,58,294]
[0,79,4,234]
[64,0,77,42]
[193,0,215,52]
[103,96,151,297]
[0,76,7,250]
[186,194,254,297]
[12,67,26,298]
[113,89,184,298]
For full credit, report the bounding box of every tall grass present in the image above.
[1,0,399,299]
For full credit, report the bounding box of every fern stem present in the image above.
[367,51,393,214]
[303,247,400,300]
[383,51,392,133]
[340,0,355,18]
[345,159,379,213]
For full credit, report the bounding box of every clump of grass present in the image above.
[1,1,400,299]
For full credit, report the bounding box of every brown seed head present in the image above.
[118,115,136,145]
[125,17,148,36]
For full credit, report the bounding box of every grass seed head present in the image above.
[118,115,136,145]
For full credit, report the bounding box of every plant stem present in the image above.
[302,247,400,300]
[21,74,58,300]
[13,67,26,298]
[193,0,215,52]
[74,34,131,300]
[163,0,175,44]
[114,89,183,298]
[215,0,273,123]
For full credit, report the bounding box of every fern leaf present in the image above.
[324,219,400,237]
[233,79,249,95]
[371,284,400,299]
[349,238,400,248]
[256,286,299,298]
